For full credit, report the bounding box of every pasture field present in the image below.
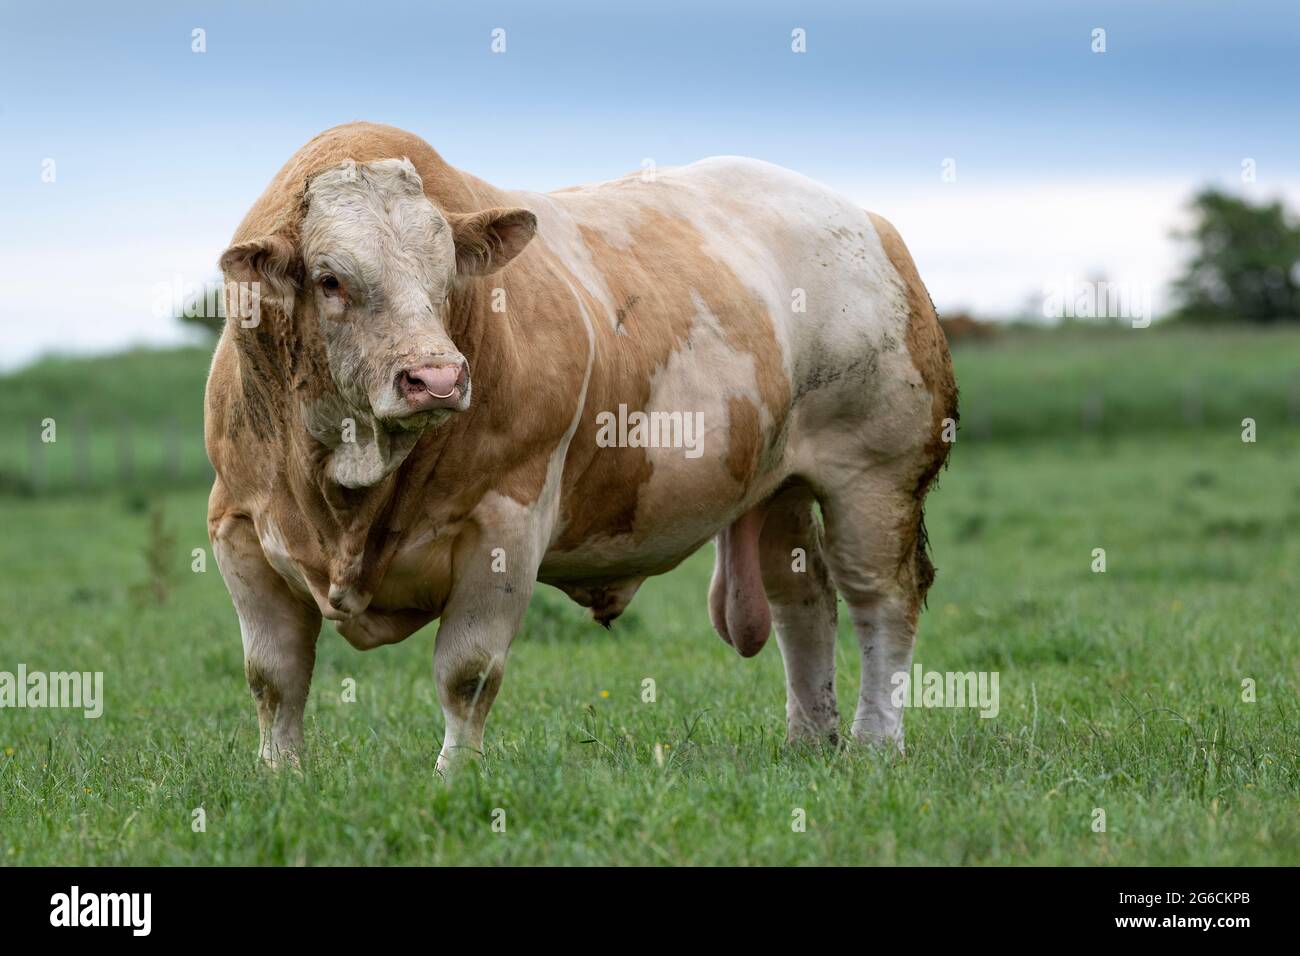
[2,325,1299,494]
[1,329,1298,865]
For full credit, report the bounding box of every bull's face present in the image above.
[301,159,471,426]
[218,158,536,480]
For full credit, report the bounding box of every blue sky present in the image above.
[2,0,1298,366]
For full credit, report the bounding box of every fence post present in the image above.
[117,421,134,485]
[28,426,45,492]
[75,417,92,490]
[1081,391,1104,432]
[165,417,181,481]
[1182,380,1203,427]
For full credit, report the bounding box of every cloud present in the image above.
[857,177,1300,318]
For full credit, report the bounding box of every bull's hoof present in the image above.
[259,747,303,772]
[785,727,842,750]
[435,751,480,779]
[849,727,906,755]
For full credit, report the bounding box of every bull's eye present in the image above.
[319,274,342,296]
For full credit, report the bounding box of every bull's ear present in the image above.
[217,233,301,311]
[448,207,537,276]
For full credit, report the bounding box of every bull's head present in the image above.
[218,158,536,487]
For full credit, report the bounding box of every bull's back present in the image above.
[542,156,921,416]
[528,158,930,575]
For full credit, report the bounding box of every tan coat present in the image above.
[206,122,956,769]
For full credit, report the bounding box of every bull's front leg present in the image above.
[434,497,542,775]
[210,511,322,769]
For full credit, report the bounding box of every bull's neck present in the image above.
[444,276,519,390]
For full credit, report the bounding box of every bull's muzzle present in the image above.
[398,357,470,412]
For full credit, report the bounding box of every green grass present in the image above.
[2,328,1298,864]
[951,324,1300,441]
[2,425,1297,864]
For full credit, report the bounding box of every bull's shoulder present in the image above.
[203,334,278,499]
[203,336,236,465]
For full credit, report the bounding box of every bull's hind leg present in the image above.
[820,472,935,752]
[758,485,840,744]
[211,512,321,769]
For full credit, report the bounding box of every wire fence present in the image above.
[6,381,1300,499]
[3,418,212,497]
